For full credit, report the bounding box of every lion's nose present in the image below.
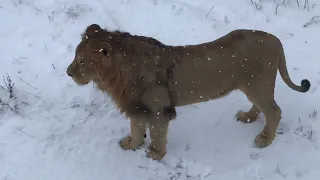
[67,72,73,77]
[66,68,73,77]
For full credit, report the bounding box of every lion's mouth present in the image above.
[72,77,90,85]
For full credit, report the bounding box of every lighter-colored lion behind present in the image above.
[66,24,310,160]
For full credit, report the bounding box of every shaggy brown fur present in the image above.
[66,24,310,160]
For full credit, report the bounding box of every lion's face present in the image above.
[66,24,113,85]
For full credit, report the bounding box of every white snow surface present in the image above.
[1,0,320,179]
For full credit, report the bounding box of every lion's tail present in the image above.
[278,46,310,93]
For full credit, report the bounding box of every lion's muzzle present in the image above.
[66,63,75,77]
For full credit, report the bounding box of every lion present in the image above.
[66,24,310,161]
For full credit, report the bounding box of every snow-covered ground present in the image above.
[1,0,320,179]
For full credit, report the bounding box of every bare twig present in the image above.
[283,0,287,7]
[250,0,262,10]
[31,3,42,15]
[275,0,286,15]
[24,91,41,98]
[304,0,309,11]
[275,163,288,178]
[308,110,318,119]
[11,0,23,6]
[54,115,62,122]
[275,163,280,173]
[3,75,15,98]
[308,130,313,140]
[205,5,215,18]
[250,153,260,159]
[255,4,262,10]
[48,14,54,22]
[18,78,37,90]
[43,143,48,154]
[13,57,26,64]
[298,116,301,124]
[303,16,320,28]
[185,143,190,151]
[276,4,280,15]
[312,3,316,9]
[16,128,35,138]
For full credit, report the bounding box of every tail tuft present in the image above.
[300,79,311,92]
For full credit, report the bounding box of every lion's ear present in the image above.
[100,42,112,56]
[85,24,102,38]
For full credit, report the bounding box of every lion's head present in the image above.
[66,24,113,85]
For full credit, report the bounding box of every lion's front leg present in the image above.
[147,119,169,160]
[120,118,147,150]
[140,83,174,160]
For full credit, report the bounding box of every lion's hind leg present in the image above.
[240,83,282,148]
[253,99,282,148]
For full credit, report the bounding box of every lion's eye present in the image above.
[99,48,108,56]
[102,49,108,56]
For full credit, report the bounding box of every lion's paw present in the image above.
[119,135,144,150]
[254,132,275,148]
[147,149,166,161]
[236,111,258,123]
[147,144,166,160]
